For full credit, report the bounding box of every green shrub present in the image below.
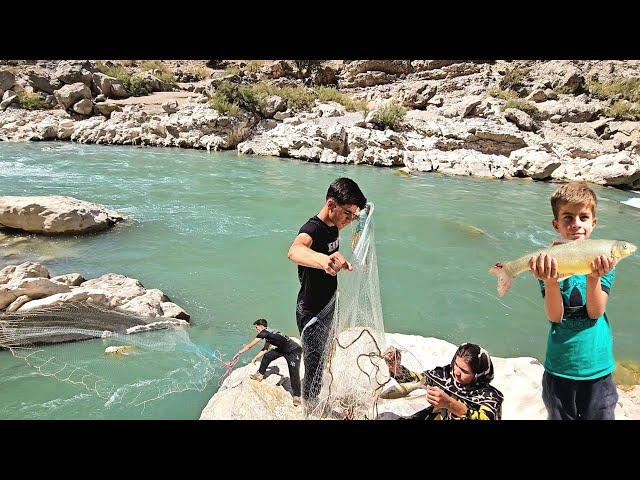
[344,97,369,115]
[605,100,640,121]
[207,80,369,116]
[242,82,317,111]
[503,99,540,119]
[372,103,407,130]
[137,61,176,86]
[218,82,278,113]
[275,85,316,111]
[314,86,368,113]
[499,66,530,91]
[219,81,240,97]
[155,71,177,87]
[238,84,268,113]
[315,86,343,103]
[190,66,211,80]
[139,60,170,74]
[207,81,244,116]
[16,91,50,110]
[221,66,241,77]
[588,78,640,103]
[489,86,518,100]
[127,76,152,97]
[554,84,576,95]
[208,92,240,117]
[249,82,275,97]
[96,62,157,97]
[96,61,131,83]
[245,60,263,74]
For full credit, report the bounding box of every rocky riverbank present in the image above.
[199,333,640,420]
[1,60,639,188]
[0,261,189,335]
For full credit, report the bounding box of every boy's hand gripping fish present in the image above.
[489,239,637,297]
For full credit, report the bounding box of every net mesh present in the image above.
[0,201,419,418]
[302,203,396,419]
[0,303,222,410]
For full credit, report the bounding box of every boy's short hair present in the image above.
[326,177,367,210]
[253,318,268,327]
[550,181,597,218]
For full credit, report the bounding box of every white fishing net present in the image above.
[0,303,221,410]
[302,203,397,419]
[0,201,428,419]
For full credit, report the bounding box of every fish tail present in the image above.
[488,263,514,298]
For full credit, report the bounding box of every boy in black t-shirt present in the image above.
[232,318,303,406]
[287,177,367,404]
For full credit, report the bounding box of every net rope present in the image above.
[302,202,403,419]
[0,202,422,418]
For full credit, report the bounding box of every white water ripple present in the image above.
[621,198,640,209]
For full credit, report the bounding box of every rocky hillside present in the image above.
[1,60,639,188]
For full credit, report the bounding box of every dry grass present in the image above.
[16,91,51,110]
[589,78,640,103]
[503,99,540,119]
[489,86,518,100]
[605,100,640,121]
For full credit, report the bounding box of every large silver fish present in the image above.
[489,239,637,297]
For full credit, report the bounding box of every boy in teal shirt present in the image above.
[529,181,618,420]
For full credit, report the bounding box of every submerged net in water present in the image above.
[302,203,393,419]
[0,202,401,418]
[0,302,222,410]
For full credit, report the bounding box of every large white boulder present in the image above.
[0,195,126,234]
[200,333,640,420]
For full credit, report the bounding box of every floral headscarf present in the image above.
[423,343,503,419]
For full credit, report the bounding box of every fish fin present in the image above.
[550,238,571,246]
[489,263,514,298]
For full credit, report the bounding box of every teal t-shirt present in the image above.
[539,269,616,380]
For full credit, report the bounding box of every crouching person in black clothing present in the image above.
[232,318,303,407]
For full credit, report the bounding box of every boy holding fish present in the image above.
[491,181,637,419]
